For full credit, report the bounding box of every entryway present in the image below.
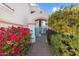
[27,19,52,56]
[35,19,47,43]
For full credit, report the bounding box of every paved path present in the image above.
[28,35,52,56]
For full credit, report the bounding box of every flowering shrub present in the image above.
[0,26,31,56]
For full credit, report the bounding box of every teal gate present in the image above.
[35,20,47,42]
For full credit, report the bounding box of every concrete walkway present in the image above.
[28,35,52,56]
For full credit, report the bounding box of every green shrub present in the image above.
[48,4,79,56]
[50,33,79,56]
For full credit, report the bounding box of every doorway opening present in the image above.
[35,19,47,43]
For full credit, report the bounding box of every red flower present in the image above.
[0,34,4,39]
[25,28,30,32]
[3,39,7,43]
[10,34,18,41]
[0,53,6,56]
[20,31,27,36]
[0,27,5,31]
[19,38,24,43]
[13,45,21,55]
[18,33,22,37]
[0,44,2,51]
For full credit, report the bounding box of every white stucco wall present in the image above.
[0,3,31,25]
[0,3,49,43]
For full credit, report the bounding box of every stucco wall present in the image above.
[0,3,49,43]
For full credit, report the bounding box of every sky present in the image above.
[37,3,74,14]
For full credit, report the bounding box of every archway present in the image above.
[35,19,47,43]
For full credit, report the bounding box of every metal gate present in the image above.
[35,20,47,43]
